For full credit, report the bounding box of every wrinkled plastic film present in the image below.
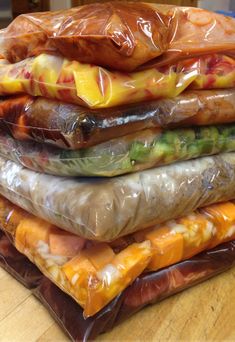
[0,54,234,108]
[1,89,235,150]
[36,241,235,342]
[0,197,151,317]
[0,230,235,341]
[1,194,235,316]
[1,3,235,71]
[0,230,42,288]
[3,125,235,176]
[2,154,235,240]
[2,124,235,176]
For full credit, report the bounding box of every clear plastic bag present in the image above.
[0,53,234,108]
[35,242,235,342]
[0,230,42,288]
[1,154,235,241]
[1,228,235,341]
[1,194,235,317]
[2,124,235,176]
[0,89,235,150]
[0,3,235,71]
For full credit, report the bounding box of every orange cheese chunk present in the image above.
[113,241,152,280]
[15,217,52,253]
[146,228,184,271]
[84,241,152,317]
[62,254,96,307]
[62,254,96,284]
[202,202,235,244]
[203,202,235,227]
[84,243,115,270]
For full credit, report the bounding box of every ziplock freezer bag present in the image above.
[1,230,235,342]
[1,3,235,71]
[2,154,235,241]
[2,124,235,177]
[0,53,234,108]
[1,192,235,316]
[0,230,42,288]
[1,90,235,150]
[35,241,235,341]
[0,196,151,318]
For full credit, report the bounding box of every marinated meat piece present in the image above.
[1,3,235,71]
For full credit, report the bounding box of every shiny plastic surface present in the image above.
[0,3,235,72]
[1,89,235,150]
[0,54,234,108]
[2,124,235,176]
[0,230,42,288]
[1,194,235,316]
[0,196,151,317]
[1,229,235,341]
[1,154,235,240]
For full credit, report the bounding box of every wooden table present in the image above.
[0,266,235,342]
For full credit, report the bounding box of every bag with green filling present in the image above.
[1,125,235,177]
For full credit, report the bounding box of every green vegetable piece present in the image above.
[129,141,151,163]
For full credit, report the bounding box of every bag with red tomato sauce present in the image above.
[0,3,235,71]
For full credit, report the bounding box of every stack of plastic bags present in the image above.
[0,2,235,340]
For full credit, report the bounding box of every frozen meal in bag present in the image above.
[1,228,235,341]
[0,54,234,108]
[0,89,234,149]
[1,124,235,176]
[1,195,235,316]
[1,154,235,240]
[1,3,235,71]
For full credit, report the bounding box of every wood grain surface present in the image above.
[0,266,235,341]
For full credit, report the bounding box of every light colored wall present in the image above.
[51,0,234,11]
[199,0,230,11]
[50,0,71,10]
[231,0,235,11]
